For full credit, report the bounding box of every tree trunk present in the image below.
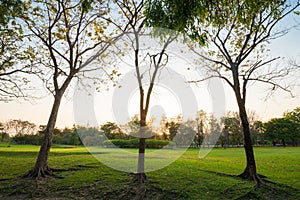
[133,111,147,183]
[22,94,63,178]
[282,139,286,147]
[236,97,264,186]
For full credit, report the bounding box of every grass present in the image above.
[0,142,299,199]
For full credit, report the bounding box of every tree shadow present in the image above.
[0,150,108,158]
[198,168,267,179]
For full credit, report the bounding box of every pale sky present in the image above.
[0,15,299,128]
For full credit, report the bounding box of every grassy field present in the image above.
[0,142,299,199]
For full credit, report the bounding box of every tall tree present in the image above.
[115,0,178,182]
[147,0,300,185]
[20,0,126,178]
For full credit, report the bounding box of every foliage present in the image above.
[100,122,128,139]
[144,0,208,44]
[165,121,180,140]
[221,112,243,146]
[11,125,83,146]
[264,116,300,146]
[0,0,24,25]
[12,134,42,145]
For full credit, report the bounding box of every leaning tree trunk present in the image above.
[23,94,63,178]
[236,96,264,186]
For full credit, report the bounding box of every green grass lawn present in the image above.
[0,142,299,199]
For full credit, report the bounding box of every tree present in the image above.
[285,107,300,125]
[264,117,299,146]
[176,119,196,147]
[159,114,168,140]
[100,122,125,139]
[250,120,265,145]
[207,114,222,147]
[0,122,6,142]
[114,0,178,182]
[125,115,141,138]
[195,110,208,147]
[6,119,36,136]
[20,0,126,178]
[221,112,243,147]
[165,120,181,141]
[147,0,300,185]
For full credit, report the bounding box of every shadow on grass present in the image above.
[0,172,187,200]
[198,169,267,179]
[233,181,300,200]
[193,169,300,200]
[0,165,299,200]
[0,150,108,158]
[71,178,189,200]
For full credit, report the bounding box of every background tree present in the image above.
[20,0,127,178]
[165,120,181,141]
[195,110,208,147]
[264,117,299,146]
[159,114,168,140]
[207,114,222,147]
[100,122,126,139]
[5,119,36,136]
[250,120,266,145]
[221,112,242,147]
[0,122,7,142]
[147,0,300,185]
[283,108,300,146]
[264,108,300,146]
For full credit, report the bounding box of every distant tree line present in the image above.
[1,107,299,147]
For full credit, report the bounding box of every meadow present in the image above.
[0,142,299,199]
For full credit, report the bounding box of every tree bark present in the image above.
[134,110,147,183]
[236,94,264,186]
[230,63,264,186]
[22,93,63,178]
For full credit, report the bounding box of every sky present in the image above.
[0,13,299,129]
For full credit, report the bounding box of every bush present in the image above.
[103,139,175,149]
[12,134,43,145]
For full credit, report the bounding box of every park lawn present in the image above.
[0,142,299,199]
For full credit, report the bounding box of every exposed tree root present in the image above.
[132,173,147,184]
[237,170,265,188]
[21,165,54,179]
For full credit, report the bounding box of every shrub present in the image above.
[103,139,175,149]
[12,134,43,145]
